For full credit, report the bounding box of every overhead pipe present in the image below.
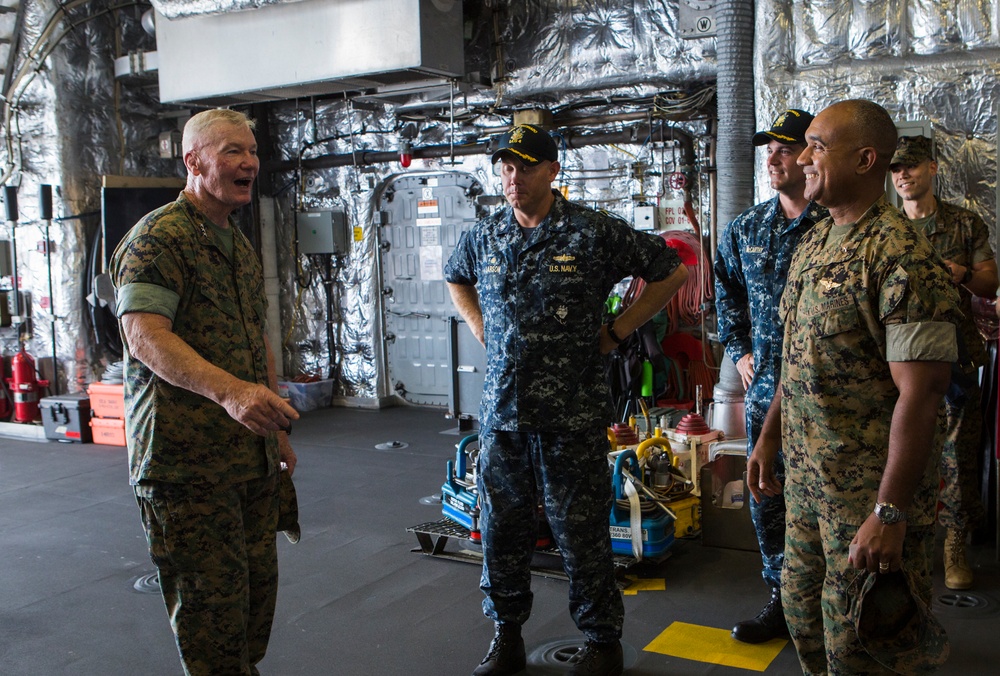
[264,119,697,175]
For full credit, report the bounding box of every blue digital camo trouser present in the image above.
[477,428,624,643]
[747,396,786,590]
[135,473,280,676]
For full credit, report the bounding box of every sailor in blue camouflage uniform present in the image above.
[714,109,827,644]
[112,109,299,676]
[446,124,687,676]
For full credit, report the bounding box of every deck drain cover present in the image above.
[133,571,160,594]
[934,590,996,618]
[419,494,442,506]
[526,637,635,673]
[375,440,409,450]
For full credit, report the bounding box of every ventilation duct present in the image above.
[714,0,756,231]
[154,0,465,105]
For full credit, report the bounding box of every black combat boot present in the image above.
[472,623,526,676]
[568,639,623,676]
[731,586,790,643]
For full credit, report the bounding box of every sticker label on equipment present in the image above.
[420,245,443,280]
[610,525,649,541]
[419,225,441,246]
[416,217,442,227]
[445,494,470,511]
[418,199,439,214]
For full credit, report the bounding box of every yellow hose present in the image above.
[636,436,673,464]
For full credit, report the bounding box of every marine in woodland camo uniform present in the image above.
[714,196,827,590]
[907,199,991,533]
[445,190,682,642]
[778,196,961,673]
[112,192,281,675]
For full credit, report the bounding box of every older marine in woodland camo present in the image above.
[112,193,279,485]
[778,196,961,674]
[445,189,681,643]
[112,191,282,675]
[714,196,827,589]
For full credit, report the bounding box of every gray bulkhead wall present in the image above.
[754,0,998,249]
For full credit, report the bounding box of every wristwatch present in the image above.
[960,266,973,285]
[874,502,906,525]
[606,319,624,345]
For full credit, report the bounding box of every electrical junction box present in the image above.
[158,130,182,159]
[634,205,657,231]
[512,109,553,128]
[296,210,350,255]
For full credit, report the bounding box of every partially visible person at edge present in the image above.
[714,108,828,645]
[111,108,299,676]
[747,99,962,674]
[445,124,687,676]
[890,134,998,591]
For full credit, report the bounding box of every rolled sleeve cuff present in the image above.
[886,321,957,362]
[115,282,180,322]
[641,242,682,283]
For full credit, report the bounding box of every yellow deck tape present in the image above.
[622,576,666,595]
[644,621,787,672]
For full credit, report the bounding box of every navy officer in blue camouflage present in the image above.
[445,124,687,676]
[714,109,827,644]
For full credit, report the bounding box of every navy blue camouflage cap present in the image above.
[891,135,934,168]
[491,124,559,165]
[752,109,814,146]
[848,568,950,673]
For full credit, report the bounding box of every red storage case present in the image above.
[88,382,125,419]
[91,417,126,446]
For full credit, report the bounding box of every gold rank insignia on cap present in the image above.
[509,126,528,144]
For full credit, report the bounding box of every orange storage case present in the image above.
[91,417,126,446]
[88,382,125,419]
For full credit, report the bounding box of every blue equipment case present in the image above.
[441,434,479,530]
[609,449,674,557]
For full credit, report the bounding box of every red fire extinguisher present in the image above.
[7,346,49,423]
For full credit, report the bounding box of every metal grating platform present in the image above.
[407,518,663,582]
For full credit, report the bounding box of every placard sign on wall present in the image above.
[659,199,696,232]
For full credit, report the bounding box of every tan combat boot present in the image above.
[944,528,974,590]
